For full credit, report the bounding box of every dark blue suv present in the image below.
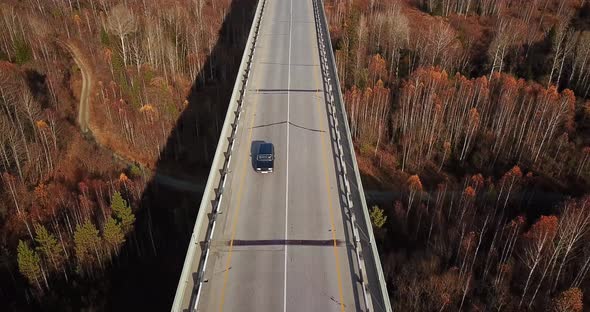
[255,143,274,173]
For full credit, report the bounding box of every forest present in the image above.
[324,0,590,310]
[0,0,589,311]
[0,0,255,310]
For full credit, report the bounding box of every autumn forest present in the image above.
[0,0,589,311]
[0,0,254,310]
[327,0,590,311]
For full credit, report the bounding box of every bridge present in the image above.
[172,0,391,311]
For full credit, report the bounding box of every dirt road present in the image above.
[63,42,91,133]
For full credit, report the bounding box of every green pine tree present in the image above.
[34,223,64,273]
[74,220,102,272]
[370,206,387,229]
[14,38,32,65]
[103,217,125,255]
[129,163,142,178]
[100,28,111,46]
[111,191,135,234]
[17,240,42,288]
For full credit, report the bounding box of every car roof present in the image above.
[258,142,274,154]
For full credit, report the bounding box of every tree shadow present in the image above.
[105,1,257,311]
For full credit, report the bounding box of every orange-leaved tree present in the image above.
[550,288,583,312]
[519,215,559,307]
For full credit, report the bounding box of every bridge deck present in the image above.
[195,0,365,311]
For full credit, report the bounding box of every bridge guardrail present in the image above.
[171,0,267,310]
[313,0,392,311]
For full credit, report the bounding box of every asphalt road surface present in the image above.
[195,0,365,310]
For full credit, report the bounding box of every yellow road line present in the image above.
[310,11,346,312]
[217,36,263,312]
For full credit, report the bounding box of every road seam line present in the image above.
[284,0,293,311]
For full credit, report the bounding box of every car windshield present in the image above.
[257,154,273,161]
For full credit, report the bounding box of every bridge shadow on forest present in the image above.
[106,1,257,311]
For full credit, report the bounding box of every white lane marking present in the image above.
[284,0,293,311]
